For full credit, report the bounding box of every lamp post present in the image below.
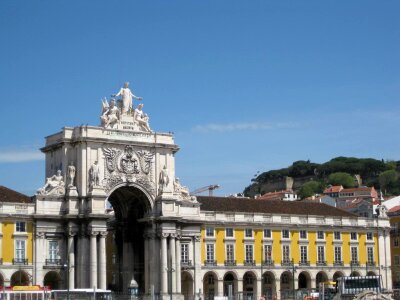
[291,259,297,300]
[63,258,70,300]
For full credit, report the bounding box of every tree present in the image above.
[328,172,355,188]
[379,170,398,194]
[298,181,323,199]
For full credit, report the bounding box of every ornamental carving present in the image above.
[102,145,155,195]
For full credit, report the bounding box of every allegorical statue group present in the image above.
[100,82,152,132]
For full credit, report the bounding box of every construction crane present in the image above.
[190,184,220,196]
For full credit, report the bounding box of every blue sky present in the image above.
[0,1,399,196]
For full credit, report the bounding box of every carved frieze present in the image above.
[102,145,155,196]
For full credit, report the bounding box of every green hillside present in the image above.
[243,157,400,198]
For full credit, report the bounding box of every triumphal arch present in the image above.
[35,82,202,299]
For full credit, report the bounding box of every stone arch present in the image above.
[243,271,257,298]
[298,271,311,289]
[181,271,194,300]
[106,185,153,293]
[203,271,218,300]
[223,272,238,297]
[316,271,329,288]
[280,271,293,291]
[107,182,155,209]
[262,271,276,299]
[10,270,30,286]
[333,271,344,281]
[43,271,61,289]
[367,271,377,276]
[350,271,361,277]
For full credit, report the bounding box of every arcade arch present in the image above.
[243,271,257,298]
[43,271,61,289]
[333,271,344,281]
[203,272,218,299]
[262,271,276,299]
[223,272,238,297]
[298,271,311,289]
[182,271,194,300]
[106,185,152,293]
[11,271,30,286]
[316,271,328,288]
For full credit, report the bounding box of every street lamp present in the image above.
[166,267,175,300]
[62,259,70,300]
[290,259,298,300]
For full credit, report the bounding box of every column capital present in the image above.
[36,232,45,239]
[89,231,99,237]
[67,230,78,237]
[159,232,169,238]
[194,235,201,242]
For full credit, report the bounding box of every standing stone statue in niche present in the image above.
[101,99,120,128]
[37,170,65,195]
[133,104,152,132]
[114,82,143,115]
[158,165,169,194]
[89,161,101,188]
[67,164,76,187]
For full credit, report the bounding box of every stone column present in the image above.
[68,231,76,289]
[194,236,202,297]
[170,234,177,294]
[218,279,224,297]
[144,234,149,293]
[98,232,107,290]
[161,233,168,294]
[90,231,98,288]
[275,279,281,300]
[257,278,262,298]
[175,236,181,294]
[34,232,45,285]
[237,279,243,297]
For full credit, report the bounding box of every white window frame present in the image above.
[225,228,234,238]
[299,230,307,239]
[245,228,253,238]
[334,246,342,262]
[282,245,290,262]
[366,232,373,240]
[367,247,374,263]
[226,243,235,261]
[181,243,189,263]
[15,239,26,261]
[350,232,358,241]
[317,231,324,240]
[264,244,272,262]
[395,238,399,248]
[282,229,290,239]
[300,245,308,263]
[351,246,358,262]
[245,244,254,262]
[206,227,214,237]
[48,240,59,260]
[317,245,325,263]
[206,244,215,262]
[264,229,272,238]
[334,231,341,240]
[15,221,26,233]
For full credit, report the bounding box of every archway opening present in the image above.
[181,271,194,300]
[243,272,257,299]
[350,271,361,277]
[106,185,152,293]
[11,271,29,286]
[44,271,61,289]
[367,271,376,276]
[298,272,311,289]
[0,273,4,287]
[333,272,344,281]
[262,271,276,300]
[203,272,218,300]
[280,271,292,290]
[316,272,328,289]
[223,273,237,297]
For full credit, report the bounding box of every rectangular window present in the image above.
[15,240,26,260]
[395,238,399,247]
[282,230,290,239]
[351,247,358,262]
[282,245,290,262]
[245,228,253,238]
[317,231,324,240]
[226,244,234,261]
[181,244,189,263]
[300,246,308,263]
[245,244,253,262]
[334,231,341,240]
[48,241,58,260]
[16,221,26,232]
[317,246,325,263]
[350,232,357,240]
[264,245,272,262]
[367,232,373,240]
[334,246,342,262]
[225,228,234,237]
[300,230,307,239]
[206,244,214,262]
[206,227,214,237]
[367,247,374,263]
[264,229,271,238]
[395,256,400,266]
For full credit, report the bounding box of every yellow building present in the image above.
[0,186,35,287]
[193,196,389,299]
[388,206,400,288]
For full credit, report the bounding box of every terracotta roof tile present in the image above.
[197,196,355,217]
[323,186,343,193]
[0,186,32,203]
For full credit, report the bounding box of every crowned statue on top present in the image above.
[100,82,152,132]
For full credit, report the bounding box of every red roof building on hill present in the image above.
[257,190,298,201]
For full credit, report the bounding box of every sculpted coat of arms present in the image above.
[103,145,155,195]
